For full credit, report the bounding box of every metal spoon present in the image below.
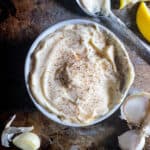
[76,0,150,64]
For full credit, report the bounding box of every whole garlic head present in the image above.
[119,92,150,150]
[120,93,150,126]
[118,130,145,150]
[13,132,40,150]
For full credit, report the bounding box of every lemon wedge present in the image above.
[136,2,150,42]
[120,0,148,9]
[120,0,132,9]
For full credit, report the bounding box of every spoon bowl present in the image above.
[76,0,150,64]
[76,0,112,17]
[76,0,98,17]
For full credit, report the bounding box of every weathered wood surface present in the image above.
[0,0,150,149]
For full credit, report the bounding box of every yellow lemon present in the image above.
[120,0,132,9]
[136,2,150,42]
[120,0,148,9]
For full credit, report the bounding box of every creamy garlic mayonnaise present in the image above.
[30,24,121,124]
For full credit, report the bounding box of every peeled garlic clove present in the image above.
[13,132,40,150]
[78,0,111,16]
[118,130,145,150]
[120,93,150,126]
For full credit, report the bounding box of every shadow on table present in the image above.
[55,0,87,17]
[1,39,36,112]
[0,0,16,22]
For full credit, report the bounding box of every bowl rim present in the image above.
[24,18,134,127]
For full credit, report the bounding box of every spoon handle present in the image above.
[97,13,150,64]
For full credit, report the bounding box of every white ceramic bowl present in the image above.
[24,19,134,127]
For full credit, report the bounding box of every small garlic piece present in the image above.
[13,132,40,150]
[142,111,150,136]
[120,93,150,126]
[78,0,111,16]
[1,115,34,147]
[118,130,145,150]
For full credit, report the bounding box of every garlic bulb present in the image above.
[120,93,150,126]
[13,132,40,150]
[119,92,150,150]
[118,130,146,150]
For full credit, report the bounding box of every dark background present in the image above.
[0,0,86,112]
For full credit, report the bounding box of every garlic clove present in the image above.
[1,126,34,148]
[13,132,40,150]
[77,0,111,16]
[118,130,145,150]
[1,115,34,148]
[143,123,150,137]
[5,114,16,129]
[120,93,150,126]
[142,110,150,136]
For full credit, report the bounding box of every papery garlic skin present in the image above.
[119,92,150,150]
[118,130,145,150]
[142,111,150,136]
[1,114,34,148]
[80,0,111,16]
[13,132,40,150]
[120,93,150,126]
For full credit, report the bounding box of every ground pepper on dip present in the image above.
[29,24,121,124]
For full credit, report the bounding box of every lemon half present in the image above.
[136,2,150,42]
[120,0,148,9]
[120,0,132,9]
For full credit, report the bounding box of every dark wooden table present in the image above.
[0,0,150,149]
